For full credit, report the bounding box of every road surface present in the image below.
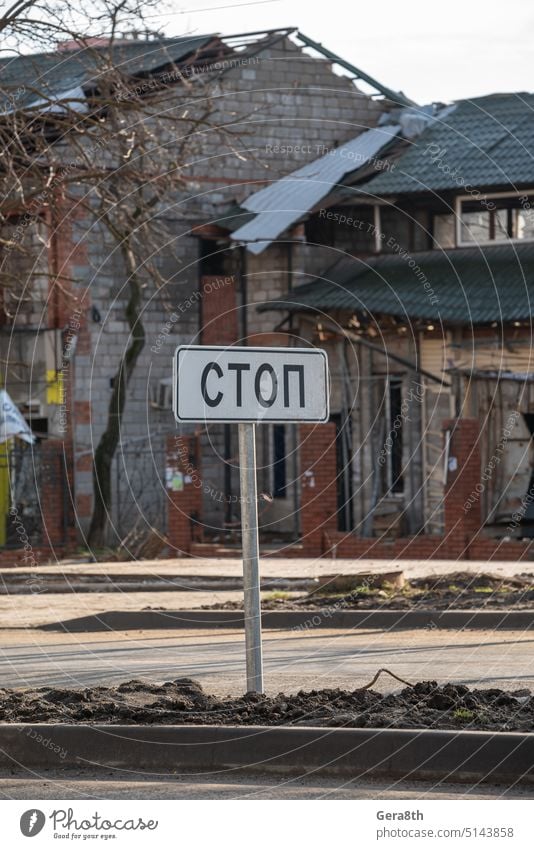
[1,770,532,800]
[1,626,534,694]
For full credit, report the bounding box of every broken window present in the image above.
[459,194,534,245]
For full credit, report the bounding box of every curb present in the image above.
[39,608,534,632]
[2,724,534,785]
[0,575,314,595]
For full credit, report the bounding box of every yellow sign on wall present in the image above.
[46,370,65,405]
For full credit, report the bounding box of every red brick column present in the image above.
[298,423,338,556]
[443,418,481,555]
[50,198,87,539]
[200,275,238,345]
[41,439,70,549]
[166,435,203,555]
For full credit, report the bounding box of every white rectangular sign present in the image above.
[173,345,329,423]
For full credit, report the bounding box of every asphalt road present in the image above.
[1,626,534,694]
[1,771,532,800]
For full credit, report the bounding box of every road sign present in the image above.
[172,344,330,694]
[173,345,329,423]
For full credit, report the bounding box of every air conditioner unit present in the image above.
[18,399,43,417]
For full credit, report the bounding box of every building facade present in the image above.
[0,28,398,559]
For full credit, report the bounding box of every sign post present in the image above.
[173,345,329,693]
[238,422,263,693]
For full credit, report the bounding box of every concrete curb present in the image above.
[0,575,314,595]
[39,608,534,632]
[2,724,534,784]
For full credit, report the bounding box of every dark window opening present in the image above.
[376,377,404,496]
[518,413,534,534]
[389,380,404,494]
[273,424,286,498]
[25,417,48,441]
[305,212,337,246]
[333,412,353,532]
[304,206,375,251]
[199,238,227,275]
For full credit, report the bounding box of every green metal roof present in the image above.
[0,36,214,110]
[260,243,534,324]
[362,93,534,195]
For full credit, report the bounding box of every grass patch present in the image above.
[453,708,475,722]
[263,590,290,601]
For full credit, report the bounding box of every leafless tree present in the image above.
[0,0,248,547]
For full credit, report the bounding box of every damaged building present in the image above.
[0,28,401,559]
[1,26,533,562]
[209,92,534,560]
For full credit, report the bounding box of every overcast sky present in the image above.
[154,0,533,104]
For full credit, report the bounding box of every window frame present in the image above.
[455,190,534,247]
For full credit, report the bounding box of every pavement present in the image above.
[0,590,248,629]
[2,555,533,612]
[0,771,532,799]
[5,554,534,579]
[1,625,534,694]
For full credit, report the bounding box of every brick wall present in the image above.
[0,439,76,568]
[288,417,534,562]
[166,435,203,555]
[41,439,73,550]
[200,275,238,345]
[298,422,338,555]
[442,418,481,557]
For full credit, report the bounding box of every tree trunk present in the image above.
[87,242,145,549]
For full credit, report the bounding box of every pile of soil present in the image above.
[201,572,534,611]
[1,678,533,732]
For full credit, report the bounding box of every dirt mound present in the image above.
[201,572,534,611]
[1,678,533,732]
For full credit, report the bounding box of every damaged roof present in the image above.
[362,93,534,195]
[231,124,401,253]
[259,242,534,324]
[0,35,216,111]
[232,94,534,253]
[0,27,412,118]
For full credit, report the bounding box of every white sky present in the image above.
[154,0,533,104]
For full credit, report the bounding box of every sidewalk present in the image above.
[4,555,534,580]
[0,590,245,629]
[2,556,532,619]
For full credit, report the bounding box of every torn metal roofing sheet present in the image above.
[231,124,401,254]
[24,84,89,114]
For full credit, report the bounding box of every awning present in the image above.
[259,243,534,324]
[231,124,400,254]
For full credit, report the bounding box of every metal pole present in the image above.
[238,422,264,693]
